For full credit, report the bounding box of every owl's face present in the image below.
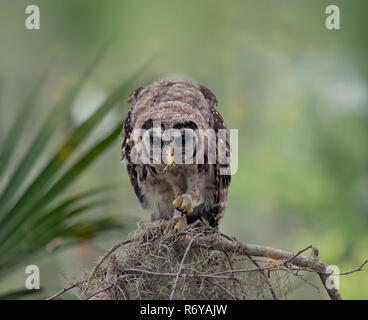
[126,100,208,169]
[137,113,201,168]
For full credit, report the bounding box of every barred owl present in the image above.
[121,80,231,230]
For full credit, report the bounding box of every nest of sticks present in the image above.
[81,220,291,300]
[47,219,368,300]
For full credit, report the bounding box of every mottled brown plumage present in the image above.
[121,80,230,228]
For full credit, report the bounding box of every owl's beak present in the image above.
[166,147,174,168]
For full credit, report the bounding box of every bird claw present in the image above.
[163,215,188,234]
[173,194,193,214]
[173,215,188,233]
[163,195,194,235]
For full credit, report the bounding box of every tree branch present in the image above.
[177,234,344,299]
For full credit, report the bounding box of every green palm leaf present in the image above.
[0,122,123,260]
[0,65,48,181]
[0,44,109,217]
[0,40,151,298]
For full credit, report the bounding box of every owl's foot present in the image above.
[173,215,188,233]
[163,215,188,234]
[173,194,193,214]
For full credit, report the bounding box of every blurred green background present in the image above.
[0,0,367,299]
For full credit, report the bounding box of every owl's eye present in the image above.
[142,119,153,130]
[142,119,165,131]
[173,121,197,130]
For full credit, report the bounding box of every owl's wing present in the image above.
[213,132,231,224]
[206,101,231,226]
[121,108,147,206]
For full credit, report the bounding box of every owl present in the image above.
[121,80,231,231]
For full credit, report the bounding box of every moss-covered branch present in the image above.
[47,220,367,300]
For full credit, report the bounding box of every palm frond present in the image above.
[0,41,151,297]
[0,65,48,181]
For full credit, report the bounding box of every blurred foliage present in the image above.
[0,0,367,299]
[0,40,147,298]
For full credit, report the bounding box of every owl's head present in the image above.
[124,80,222,169]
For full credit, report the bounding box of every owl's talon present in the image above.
[173,194,193,214]
[163,218,175,235]
[173,215,188,233]
[164,215,187,234]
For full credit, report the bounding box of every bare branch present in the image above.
[291,259,368,276]
[170,233,202,300]
[46,280,83,300]
[205,278,237,300]
[178,234,344,299]
[87,284,114,300]
[335,260,368,276]
[283,245,313,265]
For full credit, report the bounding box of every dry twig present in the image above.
[170,233,202,300]
[46,280,83,300]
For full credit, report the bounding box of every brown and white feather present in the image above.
[121,80,231,227]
